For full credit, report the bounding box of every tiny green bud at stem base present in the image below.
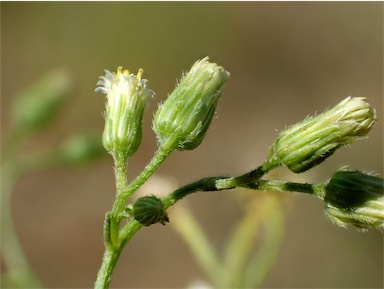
[133,195,169,226]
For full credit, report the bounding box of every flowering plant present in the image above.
[94,57,383,289]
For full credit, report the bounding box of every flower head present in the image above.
[268,97,376,173]
[96,67,154,160]
[323,169,384,230]
[153,57,230,151]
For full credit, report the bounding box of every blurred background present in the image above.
[1,2,383,288]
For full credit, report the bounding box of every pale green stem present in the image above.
[170,206,223,287]
[242,200,284,288]
[1,134,43,288]
[222,196,275,287]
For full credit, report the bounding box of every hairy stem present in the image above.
[111,143,173,219]
[96,154,323,289]
[162,164,321,210]
[96,142,174,288]
[94,220,142,289]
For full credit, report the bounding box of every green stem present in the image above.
[96,153,322,289]
[94,220,142,289]
[246,179,324,197]
[1,135,43,288]
[162,164,277,209]
[214,162,276,191]
[108,156,129,248]
[170,206,224,288]
[111,142,173,219]
[95,141,174,288]
[223,196,274,287]
[163,163,320,209]
[242,199,284,288]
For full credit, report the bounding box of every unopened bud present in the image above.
[153,57,230,151]
[133,195,169,226]
[12,69,71,133]
[59,132,105,166]
[96,67,154,161]
[324,169,384,230]
[268,97,376,173]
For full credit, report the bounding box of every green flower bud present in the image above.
[153,57,230,151]
[96,67,154,160]
[133,195,169,226]
[268,97,376,173]
[12,69,71,133]
[59,132,105,166]
[324,169,384,230]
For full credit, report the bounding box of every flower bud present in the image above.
[133,195,169,226]
[12,69,71,133]
[268,97,376,173]
[59,132,105,166]
[324,169,384,230]
[96,67,154,160]
[153,57,230,151]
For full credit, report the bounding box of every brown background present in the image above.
[1,2,383,288]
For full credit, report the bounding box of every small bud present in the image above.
[59,132,105,166]
[324,169,384,230]
[133,195,169,226]
[268,97,376,173]
[96,67,154,161]
[153,57,230,151]
[12,69,71,133]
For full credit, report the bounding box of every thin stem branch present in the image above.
[163,169,323,210]
[111,143,173,219]
[170,206,223,287]
[246,179,324,197]
[96,151,324,289]
[95,142,174,288]
[1,134,43,288]
[243,198,284,288]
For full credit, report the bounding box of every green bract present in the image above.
[268,97,376,173]
[153,57,230,151]
[96,67,154,161]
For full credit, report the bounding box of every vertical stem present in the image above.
[96,141,174,289]
[111,142,173,219]
[170,206,223,287]
[94,248,120,289]
[94,220,142,289]
[109,156,129,248]
[1,153,43,287]
[114,155,129,197]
